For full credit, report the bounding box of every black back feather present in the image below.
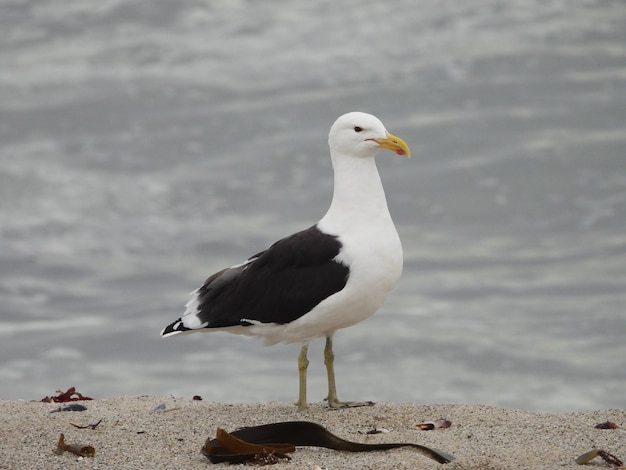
[194,225,349,328]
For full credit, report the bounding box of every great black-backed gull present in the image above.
[161,112,410,410]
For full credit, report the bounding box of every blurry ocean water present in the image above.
[1,0,625,412]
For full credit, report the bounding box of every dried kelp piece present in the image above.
[41,387,93,403]
[49,404,88,413]
[54,433,95,457]
[575,448,623,466]
[202,427,294,464]
[214,427,295,455]
[202,421,454,465]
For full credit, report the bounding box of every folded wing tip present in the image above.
[161,320,188,338]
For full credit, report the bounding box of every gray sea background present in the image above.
[1,0,625,412]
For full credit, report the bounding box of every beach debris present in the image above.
[41,386,93,403]
[49,404,88,413]
[70,418,103,430]
[245,451,290,466]
[150,402,181,413]
[416,419,452,431]
[202,427,293,465]
[575,448,623,466]
[595,421,621,429]
[360,427,390,435]
[202,421,454,464]
[152,403,167,413]
[54,433,95,458]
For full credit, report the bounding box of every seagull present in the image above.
[161,112,410,410]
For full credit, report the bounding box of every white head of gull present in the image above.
[161,111,410,410]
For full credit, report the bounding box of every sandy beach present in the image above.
[0,397,624,469]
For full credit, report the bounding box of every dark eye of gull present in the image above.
[354,126,363,132]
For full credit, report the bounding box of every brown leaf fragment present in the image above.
[54,433,95,457]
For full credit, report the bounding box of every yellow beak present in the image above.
[373,132,411,157]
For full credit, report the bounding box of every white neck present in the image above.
[318,152,391,234]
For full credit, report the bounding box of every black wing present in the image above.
[174,225,349,332]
